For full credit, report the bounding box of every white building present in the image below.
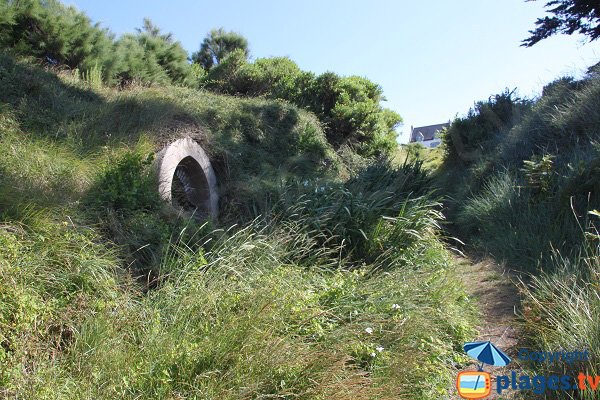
[409,122,450,148]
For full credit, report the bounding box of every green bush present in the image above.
[89,151,159,212]
[442,89,531,166]
[521,153,555,196]
[1,0,401,156]
[321,76,401,156]
[439,77,600,272]
[114,19,197,87]
[205,56,401,157]
[235,56,309,101]
[201,48,248,92]
[0,0,116,76]
[0,1,197,87]
[191,27,249,71]
[275,159,437,265]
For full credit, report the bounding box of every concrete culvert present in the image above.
[155,137,218,221]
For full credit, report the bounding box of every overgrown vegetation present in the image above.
[0,0,400,157]
[0,0,198,86]
[438,69,600,398]
[204,55,401,157]
[192,28,249,71]
[0,48,475,398]
[518,221,600,400]
[14,0,600,398]
[439,77,599,271]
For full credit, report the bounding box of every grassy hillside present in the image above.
[0,54,475,399]
[438,76,600,398]
[439,84,599,271]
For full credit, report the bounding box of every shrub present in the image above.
[0,1,197,87]
[521,153,555,196]
[89,151,159,212]
[237,57,309,100]
[191,27,249,71]
[205,56,401,157]
[2,0,402,156]
[202,48,249,93]
[0,0,119,78]
[438,76,600,269]
[114,19,197,87]
[442,89,532,166]
[275,158,437,264]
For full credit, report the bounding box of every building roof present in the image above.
[410,122,450,142]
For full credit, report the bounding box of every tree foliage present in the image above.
[114,18,196,86]
[523,0,600,46]
[0,0,197,86]
[0,0,115,72]
[203,56,401,156]
[191,28,249,70]
[0,0,400,156]
[442,89,532,165]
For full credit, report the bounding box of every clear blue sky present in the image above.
[66,0,600,143]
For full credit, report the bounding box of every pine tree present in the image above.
[192,28,249,70]
[523,0,600,46]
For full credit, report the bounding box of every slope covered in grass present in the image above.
[438,74,600,399]
[0,54,475,399]
[439,81,599,271]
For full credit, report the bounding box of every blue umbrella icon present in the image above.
[463,341,511,394]
[464,341,511,368]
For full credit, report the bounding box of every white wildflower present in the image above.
[391,303,400,310]
[365,327,373,334]
[376,346,384,352]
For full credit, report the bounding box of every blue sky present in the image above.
[67,0,600,143]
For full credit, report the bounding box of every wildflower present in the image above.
[370,352,376,357]
[376,346,384,352]
[365,327,373,334]
[391,303,400,310]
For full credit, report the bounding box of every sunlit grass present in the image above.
[0,54,476,399]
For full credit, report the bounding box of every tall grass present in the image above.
[0,211,130,393]
[0,53,476,398]
[0,196,475,399]
[273,159,438,266]
[441,72,600,273]
[438,68,600,398]
[518,218,600,399]
[2,216,474,399]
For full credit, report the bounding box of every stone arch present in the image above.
[155,137,218,220]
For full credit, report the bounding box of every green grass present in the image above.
[0,54,476,399]
[395,143,444,172]
[2,222,473,399]
[0,52,339,220]
[438,75,600,272]
[518,229,600,399]
[436,71,600,399]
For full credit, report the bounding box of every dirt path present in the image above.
[450,257,523,399]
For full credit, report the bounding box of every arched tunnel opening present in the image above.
[171,156,211,218]
[155,137,218,221]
